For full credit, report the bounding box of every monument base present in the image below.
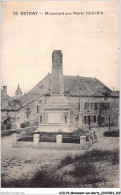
[38,123,75,133]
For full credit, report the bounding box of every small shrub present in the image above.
[84,175,105,185]
[20,123,26,128]
[103,130,119,137]
[58,155,74,168]
[18,136,33,142]
[6,123,11,130]
[30,169,63,187]
[71,161,96,178]
[62,137,80,144]
[1,130,17,137]
[1,123,11,130]
[40,137,56,142]
[1,178,28,188]
[23,127,37,136]
[20,122,30,128]
[1,169,64,188]
[111,149,119,165]
[1,125,5,130]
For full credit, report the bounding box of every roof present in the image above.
[1,74,118,111]
[29,74,112,96]
[1,116,9,123]
[16,84,21,92]
[110,90,120,97]
[16,84,22,94]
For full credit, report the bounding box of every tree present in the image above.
[25,107,31,121]
[8,99,22,110]
[8,99,22,129]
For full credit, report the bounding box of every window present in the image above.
[84,102,109,111]
[84,115,96,124]
[90,103,93,110]
[65,115,67,123]
[38,100,42,104]
[37,106,39,113]
[94,116,96,123]
[97,115,105,125]
[75,116,79,121]
[94,103,97,110]
[84,116,88,124]
[97,102,101,110]
[84,103,89,110]
[104,96,107,100]
[90,116,96,123]
[101,117,105,123]
[40,115,42,123]
[101,102,109,110]
[104,102,108,110]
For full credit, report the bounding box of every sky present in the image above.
[1,1,120,96]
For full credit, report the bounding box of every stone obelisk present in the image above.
[51,50,64,96]
[45,50,70,124]
[38,50,74,132]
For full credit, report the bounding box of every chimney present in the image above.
[51,50,64,95]
[3,86,7,97]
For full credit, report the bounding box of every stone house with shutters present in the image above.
[1,50,119,131]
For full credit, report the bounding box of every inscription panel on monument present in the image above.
[48,112,60,123]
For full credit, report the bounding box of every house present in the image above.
[1,50,119,131]
[1,116,12,130]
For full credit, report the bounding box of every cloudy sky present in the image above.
[1,1,119,96]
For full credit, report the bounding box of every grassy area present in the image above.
[1,130,18,137]
[2,149,119,188]
[18,136,33,142]
[1,126,37,137]
[1,168,63,188]
[58,149,119,168]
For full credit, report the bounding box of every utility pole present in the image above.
[109,115,110,132]
[15,112,16,129]
[100,101,102,128]
[88,115,91,131]
[79,88,81,112]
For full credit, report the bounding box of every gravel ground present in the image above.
[1,135,83,182]
[1,128,119,186]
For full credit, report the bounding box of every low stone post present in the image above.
[94,131,97,141]
[56,135,62,145]
[90,131,94,144]
[80,136,86,149]
[85,132,91,146]
[85,133,90,141]
[21,131,26,137]
[33,134,40,147]
[12,133,20,147]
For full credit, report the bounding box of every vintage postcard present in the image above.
[1,1,120,194]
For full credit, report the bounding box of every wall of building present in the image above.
[2,94,119,129]
[70,95,119,127]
